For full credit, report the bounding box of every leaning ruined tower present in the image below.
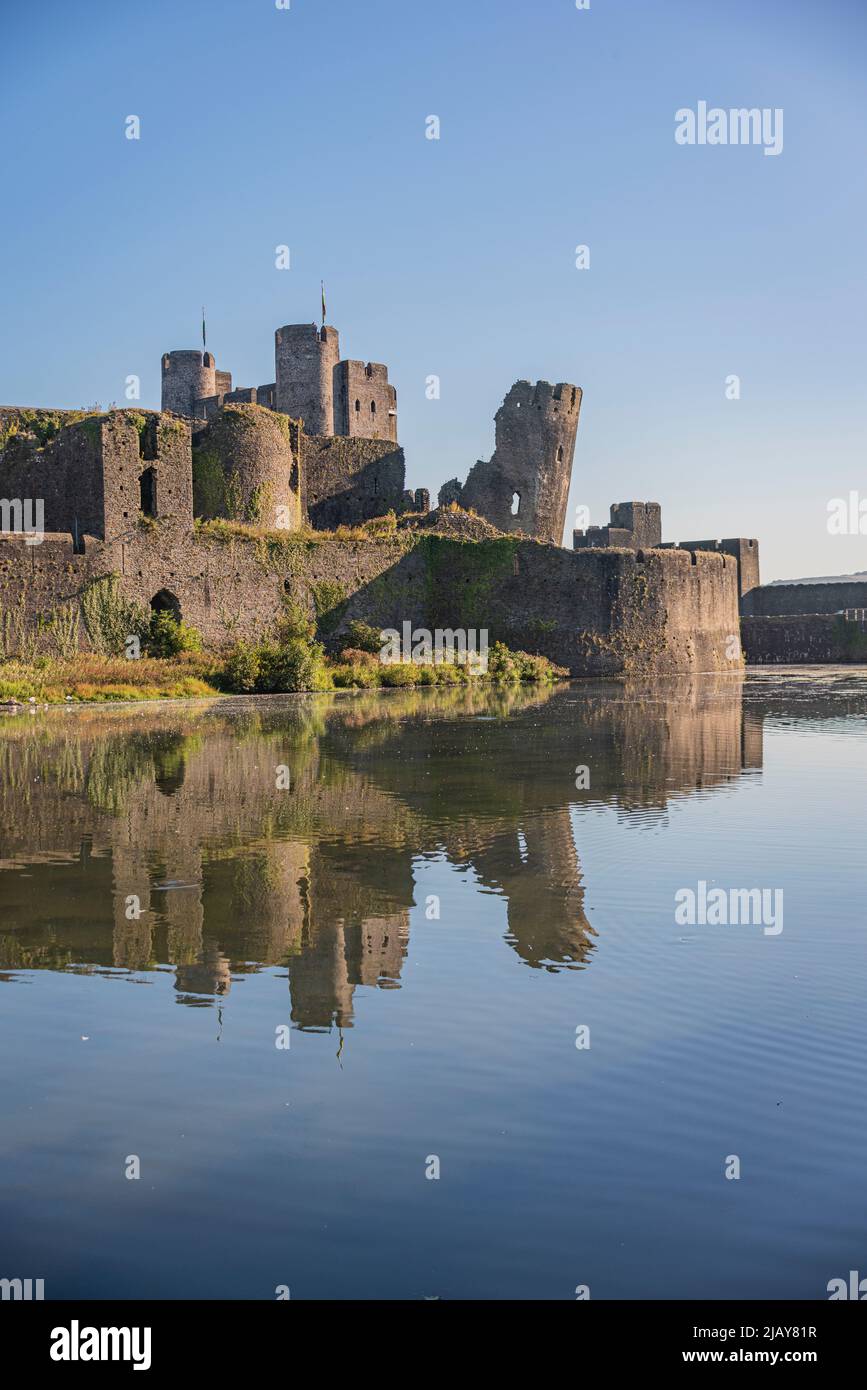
[442,380,582,544]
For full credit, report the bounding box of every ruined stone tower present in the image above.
[161,350,219,418]
[440,380,582,544]
[192,403,301,531]
[275,324,340,435]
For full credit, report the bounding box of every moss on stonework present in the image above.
[126,411,147,439]
[254,531,316,577]
[423,535,521,628]
[159,417,187,437]
[79,416,106,445]
[311,579,348,636]
[0,409,101,452]
[248,482,278,527]
[192,446,228,519]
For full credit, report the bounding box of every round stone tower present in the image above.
[161,350,217,418]
[274,324,340,435]
[192,403,300,531]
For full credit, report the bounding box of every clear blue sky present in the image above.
[1,0,865,580]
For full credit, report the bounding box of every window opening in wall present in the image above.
[139,468,156,518]
[139,418,158,461]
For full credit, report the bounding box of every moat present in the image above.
[1,672,865,1299]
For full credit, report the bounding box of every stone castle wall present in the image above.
[0,408,193,543]
[0,528,741,676]
[743,577,867,616]
[161,350,218,418]
[302,436,408,529]
[742,613,867,663]
[663,537,760,601]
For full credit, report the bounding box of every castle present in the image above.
[161,323,398,442]
[0,312,763,676]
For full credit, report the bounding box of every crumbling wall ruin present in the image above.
[439,380,581,544]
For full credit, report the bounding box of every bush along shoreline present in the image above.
[0,602,568,705]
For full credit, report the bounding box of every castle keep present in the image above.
[162,322,397,443]
[0,312,757,676]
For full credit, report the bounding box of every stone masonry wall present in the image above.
[333,361,398,441]
[275,324,339,434]
[0,531,741,676]
[742,613,867,663]
[743,577,867,617]
[191,404,301,531]
[302,436,407,529]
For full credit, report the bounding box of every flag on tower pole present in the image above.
[321,281,326,327]
[202,307,207,351]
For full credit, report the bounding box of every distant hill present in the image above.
[769,571,867,587]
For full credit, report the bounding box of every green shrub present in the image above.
[146,611,203,658]
[332,661,378,689]
[381,664,419,687]
[45,604,81,660]
[345,620,384,654]
[219,602,330,694]
[276,598,316,644]
[257,638,331,693]
[222,640,261,693]
[486,641,520,682]
[81,576,149,658]
[433,661,465,685]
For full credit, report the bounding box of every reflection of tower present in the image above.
[505,810,593,969]
[160,846,205,967]
[230,841,310,964]
[175,942,232,1002]
[111,840,154,971]
[467,807,594,969]
[287,843,412,1028]
[344,912,408,989]
[288,920,355,1030]
[742,709,764,771]
[286,909,411,1030]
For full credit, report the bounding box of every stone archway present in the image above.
[150,589,181,622]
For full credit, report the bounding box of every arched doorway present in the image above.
[150,589,181,622]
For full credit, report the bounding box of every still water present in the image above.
[1,671,865,1300]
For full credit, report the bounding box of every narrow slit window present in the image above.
[139,468,156,517]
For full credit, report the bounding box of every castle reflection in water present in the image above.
[0,680,764,1030]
